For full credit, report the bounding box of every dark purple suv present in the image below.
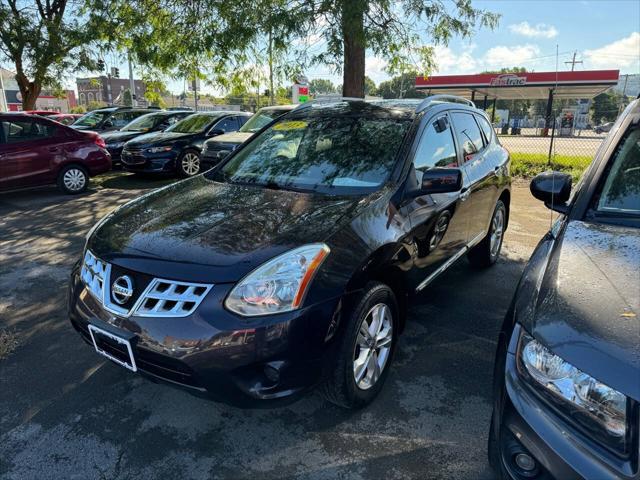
[0,113,112,194]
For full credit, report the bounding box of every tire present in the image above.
[320,281,398,409]
[468,200,506,268]
[57,164,89,194]
[177,149,202,177]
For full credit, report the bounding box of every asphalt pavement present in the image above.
[0,173,552,480]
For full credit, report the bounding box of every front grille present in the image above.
[80,250,213,318]
[81,250,107,301]
[135,279,212,317]
[121,147,147,165]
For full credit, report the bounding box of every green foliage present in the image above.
[591,91,626,124]
[86,101,107,111]
[377,72,426,99]
[70,105,87,114]
[510,153,592,182]
[364,76,377,96]
[309,79,337,95]
[0,0,103,109]
[123,89,133,107]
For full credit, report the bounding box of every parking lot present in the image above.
[0,173,552,480]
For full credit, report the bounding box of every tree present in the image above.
[591,91,626,123]
[283,0,499,98]
[0,0,99,110]
[364,76,377,96]
[309,79,337,95]
[377,72,426,99]
[123,89,133,107]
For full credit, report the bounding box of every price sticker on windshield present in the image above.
[273,121,308,131]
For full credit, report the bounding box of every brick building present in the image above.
[76,76,146,106]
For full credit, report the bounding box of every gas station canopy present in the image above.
[415,70,620,100]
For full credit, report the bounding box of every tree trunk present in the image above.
[15,72,42,111]
[341,0,366,98]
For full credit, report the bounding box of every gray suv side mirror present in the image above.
[530,171,572,214]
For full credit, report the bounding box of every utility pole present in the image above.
[128,52,136,107]
[564,51,583,71]
[268,27,275,106]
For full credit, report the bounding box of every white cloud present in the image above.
[365,56,388,83]
[433,44,478,74]
[480,44,541,70]
[508,22,558,39]
[584,32,640,69]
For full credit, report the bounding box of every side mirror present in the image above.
[420,168,463,194]
[207,128,224,137]
[103,119,113,129]
[530,171,572,214]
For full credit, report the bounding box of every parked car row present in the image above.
[0,105,295,193]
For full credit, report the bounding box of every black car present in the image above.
[101,111,192,164]
[68,96,511,408]
[71,107,158,133]
[489,99,639,479]
[121,111,251,177]
[201,105,295,169]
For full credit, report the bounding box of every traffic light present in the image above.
[97,59,105,72]
[113,68,120,78]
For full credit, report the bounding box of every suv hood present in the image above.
[88,175,363,283]
[525,220,640,399]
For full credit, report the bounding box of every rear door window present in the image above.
[451,112,484,162]
[476,115,494,144]
[214,117,239,133]
[1,119,56,143]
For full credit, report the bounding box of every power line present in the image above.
[564,51,583,71]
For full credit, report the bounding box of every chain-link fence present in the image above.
[489,98,624,179]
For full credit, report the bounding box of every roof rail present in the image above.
[416,95,476,113]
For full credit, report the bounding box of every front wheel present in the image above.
[178,150,201,177]
[57,165,89,194]
[320,282,398,409]
[468,199,506,268]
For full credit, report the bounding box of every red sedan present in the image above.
[0,113,111,194]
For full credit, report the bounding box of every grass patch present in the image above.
[0,329,19,360]
[510,153,593,182]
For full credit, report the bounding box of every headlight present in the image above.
[147,146,172,153]
[225,244,330,316]
[108,142,125,149]
[519,332,629,452]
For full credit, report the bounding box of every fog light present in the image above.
[263,363,281,383]
[514,453,536,472]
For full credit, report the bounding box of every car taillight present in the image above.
[94,136,106,148]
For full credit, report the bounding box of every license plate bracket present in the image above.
[88,324,137,372]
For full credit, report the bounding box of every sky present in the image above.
[307,0,640,87]
[4,0,637,95]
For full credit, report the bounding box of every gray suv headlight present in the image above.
[518,331,629,453]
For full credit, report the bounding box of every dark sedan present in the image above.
[489,99,639,479]
[121,111,250,177]
[71,107,157,133]
[101,111,191,164]
[201,105,295,169]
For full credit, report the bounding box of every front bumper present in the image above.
[495,333,639,479]
[121,149,178,173]
[68,263,341,407]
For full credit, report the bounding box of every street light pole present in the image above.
[128,52,136,107]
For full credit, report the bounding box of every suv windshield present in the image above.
[74,110,110,128]
[122,113,163,132]
[209,113,411,194]
[240,109,289,133]
[167,114,216,134]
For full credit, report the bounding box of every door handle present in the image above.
[460,188,470,201]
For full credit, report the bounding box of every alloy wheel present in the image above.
[490,207,505,257]
[353,303,393,390]
[181,153,201,176]
[63,168,86,192]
